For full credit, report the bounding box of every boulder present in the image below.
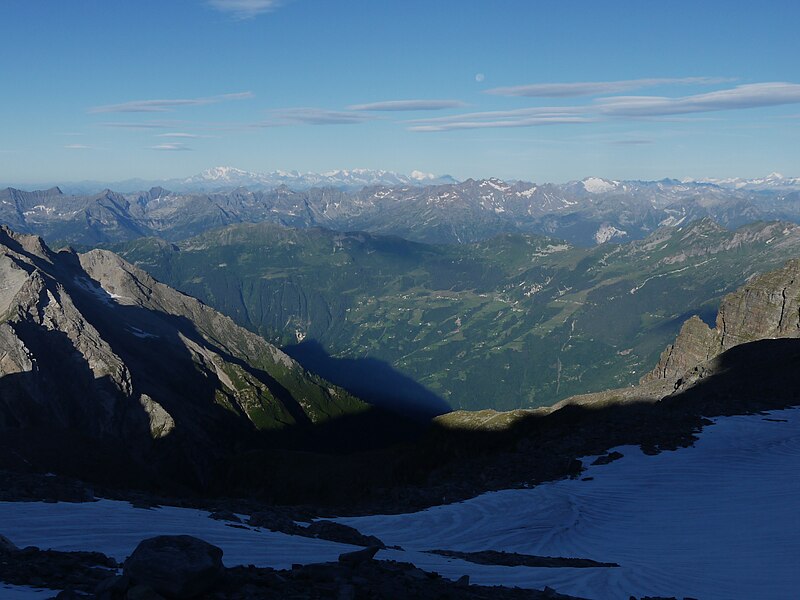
[123,535,223,599]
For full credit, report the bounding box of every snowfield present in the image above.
[3,407,800,599]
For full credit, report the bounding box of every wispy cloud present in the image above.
[89,92,253,114]
[155,132,205,138]
[411,82,800,131]
[261,108,376,126]
[408,106,591,131]
[409,116,594,132]
[348,99,465,111]
[610,139,653,145]
[595,82,800,116]
[207,0,282,19]
[64,144,92,150]
[150,143,193,151]
[99,121,178,129]
[486,77,733,98]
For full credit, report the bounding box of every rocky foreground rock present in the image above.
[0,533,584,599]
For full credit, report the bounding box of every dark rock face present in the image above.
[123,535,224,599]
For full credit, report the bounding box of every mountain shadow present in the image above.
[282,339,451,420]
[218,337,800,509]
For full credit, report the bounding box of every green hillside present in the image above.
[114,219,800,412]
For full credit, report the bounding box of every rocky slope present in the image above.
[643,257,800,383]
[0,226,369,490]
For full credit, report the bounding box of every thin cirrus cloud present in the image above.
[155,132,205,138]
[410,82,800,131]
[595,82,800,116]
[348,99,466,112]
[64,144,92,150]
[89,92,253,114]
[207,0,282,19]
[99,121,178,129]
[408,106,591,132]
[610,139,653,145]
[260,108,377,126]
[150,143,193,151]
[485,77,733,98]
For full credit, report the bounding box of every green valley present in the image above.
[114,219,800,412]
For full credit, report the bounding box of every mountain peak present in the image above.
[0,226,368,490]
[581,177,618,193]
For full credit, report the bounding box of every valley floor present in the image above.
[3,406,799,599]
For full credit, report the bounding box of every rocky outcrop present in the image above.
[0,226,367,490]
[641,316,720,383]
[643,258,800,383]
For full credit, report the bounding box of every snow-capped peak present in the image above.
[196,166,253,181]
[690,172,800,191]
[582,177,618,193]
[180,167,458,191]
[410,170,436,181]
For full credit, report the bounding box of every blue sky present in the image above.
[2,0,800,184]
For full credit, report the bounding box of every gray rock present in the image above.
[123,535,223,599]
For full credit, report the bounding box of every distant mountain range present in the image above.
[7,167,459,195]
[689,172,800,191]
[6,167,800,196]
[4,175,800,247]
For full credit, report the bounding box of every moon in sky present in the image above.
[475,73,485,82]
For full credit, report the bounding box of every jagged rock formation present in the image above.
[644,258,800,383]
[0,226,367,489]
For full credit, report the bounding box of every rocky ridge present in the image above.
[644,257,800,383]
[0,226,367,490]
